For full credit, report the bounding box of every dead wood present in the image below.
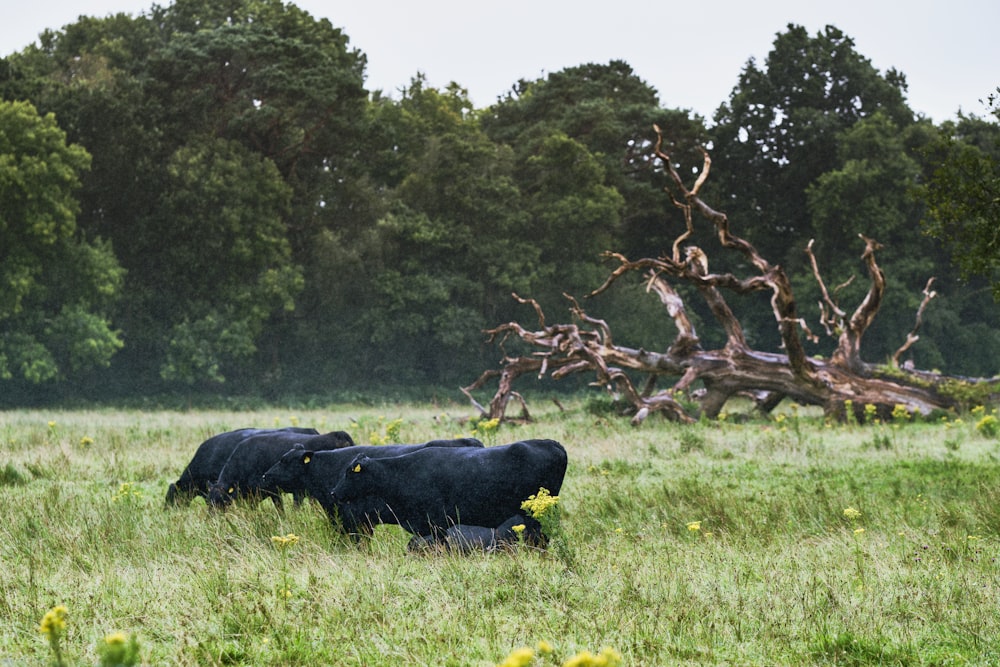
[462,126,990,424]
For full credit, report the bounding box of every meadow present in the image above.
[2,397,1000,666]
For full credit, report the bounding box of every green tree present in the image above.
[483,60,662,157]
[482,60,708,259]
[346,81,540,384]
[1,0,368,391]
[143,139,303,385]
[0,100,123,383]
[143,0,367,182]
[921,93,1000,298]
[800,113,951,367]
[517,131,623,293]
[705,24,915,354]
[710,24,912,269]
[480,62,708,351]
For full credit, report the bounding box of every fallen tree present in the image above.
[463,125,998,424]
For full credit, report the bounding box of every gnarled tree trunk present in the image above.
[463,125,995,424]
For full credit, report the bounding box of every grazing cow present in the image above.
[330,439,567,545]
[207,430,356,509]
[260,438,484,529]
[408,513,528,554]
[165,427,319,507]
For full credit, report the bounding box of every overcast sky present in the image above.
[2,0,997,124]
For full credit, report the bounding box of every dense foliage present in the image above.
[921,91,1000,300]
[1,2,997,402]
[0,100,123,383]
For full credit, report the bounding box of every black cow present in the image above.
[207,430,356,509]
[330,439,567,545]
[408,513,528,554]
[165,427,319,507]
[260,438,484,529]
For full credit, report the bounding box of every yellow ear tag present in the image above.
[353,464,361,473]
[227,487,234,494]
[303,455,311,464]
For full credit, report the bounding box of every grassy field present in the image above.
[2,397,1000,665]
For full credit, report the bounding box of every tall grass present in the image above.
[1,400,999,664]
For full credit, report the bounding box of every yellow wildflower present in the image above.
[562,647,623,667]
[563,651,596,667]
[842,507,862,521]
[80,436,94,446]
[112,482,142,503]
[511,524,526,535]
[39,605,67,636]
[497,646,534,667]
[385,418,403,442]
[854,527,865,535]
[103,631,128,646]
[686,520,702,532]
[976,414,999,437]
[98,630,140,667]
[271,533,300,549]
[475,418,500,434]
[521,488,559,519]
[537,640,554,655]
[599,647,624,667]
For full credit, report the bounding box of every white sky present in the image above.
[1,0,997,124]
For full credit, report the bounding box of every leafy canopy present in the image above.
[0,100,123,382]
[921,92,1000,298]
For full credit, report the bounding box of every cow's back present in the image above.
[262,439,486,520]
[209,430,350,506]
[335,439,567,536]
[167,427,318,505]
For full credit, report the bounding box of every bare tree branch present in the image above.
[892,278,938,368]
[462,126,988,424]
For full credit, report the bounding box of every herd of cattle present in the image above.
[165,426,568,552]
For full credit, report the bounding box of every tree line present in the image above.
[1,0,997,404]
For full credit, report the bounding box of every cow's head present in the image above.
[330,454,376,502]
[262,449,314,486]
[207,482,235,509]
